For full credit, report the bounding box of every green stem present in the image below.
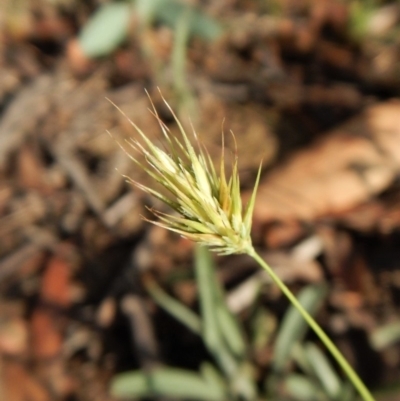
[246,247,375,401]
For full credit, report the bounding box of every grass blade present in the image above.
[145,278,202,335]
[273,283,328,372]
[195,245,224,352]
[284,374,325,401]
[111,367,226,401]
[370,321,400,350]
[305,342,342,400]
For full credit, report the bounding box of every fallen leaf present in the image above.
[30,309,62,359]
[17,145,46,190]
[1,361,50,401]
[40,255,71,308]
[253,101,400,233]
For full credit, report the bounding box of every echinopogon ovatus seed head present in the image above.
[110,92,261,255]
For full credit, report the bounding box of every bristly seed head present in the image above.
[109,91,262,255]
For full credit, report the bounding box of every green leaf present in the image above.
[195,245,241,379]
[273,284,328,372]
[305,342,342,400]
[370,321,400,350]
[135,0,222,40]
[291,342,314,376]
[111,367,226,400]
[215,303,246,358]
[194,246,258,399]
[171,6,196,112]
[145,279,202,335]
[195,245,224,352]
[195,245,246,358]
[78,2,131,57]
[134,0,164,24]
[284,374,324,401]
[200,362,227,391]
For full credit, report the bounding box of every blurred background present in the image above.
[1,0,400,400]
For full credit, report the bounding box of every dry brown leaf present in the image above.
[1,361,50,401]
[40,255,71,308]
[17,145,46,190]
[30,309,62,359]
[34,359,73,399]
[253,101,400,230]
[30,255,71,359]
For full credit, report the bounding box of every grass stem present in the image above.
[246,247,375,401]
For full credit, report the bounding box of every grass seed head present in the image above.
[112,91,261,255]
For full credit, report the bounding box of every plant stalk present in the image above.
[246,247,375,401]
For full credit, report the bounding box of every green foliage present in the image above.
[111,246,257,400]
[304,343,342,399]
[193,246,257,400]
[136,0,222,40]
[111,246,364,401]
[272,284,328,372]
[78,0,222,58]
[111,366,226,400]
[146,278,202,335]
[370,321,400,350]
[267,286,357,401]
[78,2,131,58]
[284,374,326,401]
[195,245,247,360]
